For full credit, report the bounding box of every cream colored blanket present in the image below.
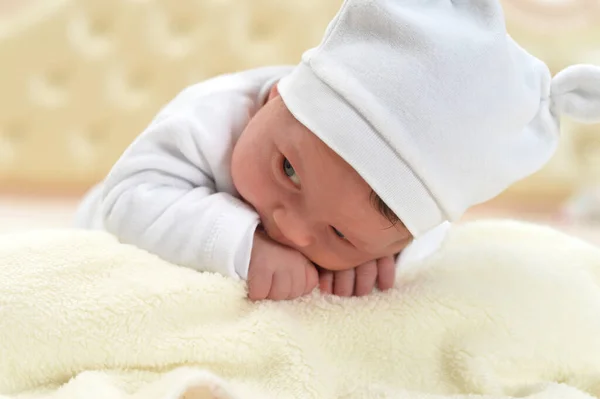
[1,221,600,399]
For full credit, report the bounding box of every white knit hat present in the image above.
[278,0,600,238]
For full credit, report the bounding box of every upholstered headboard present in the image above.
[0,0,342,192]
[0,0,598,201]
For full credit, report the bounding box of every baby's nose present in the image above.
[272,208,314,248]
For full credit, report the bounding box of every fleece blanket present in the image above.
[1,220,600,399]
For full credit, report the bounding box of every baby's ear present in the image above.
[551,65,600,124]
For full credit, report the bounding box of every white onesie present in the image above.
[75,66,449,280]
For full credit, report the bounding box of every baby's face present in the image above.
[231,86,412,271]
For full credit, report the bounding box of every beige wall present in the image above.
[0,0,598,201]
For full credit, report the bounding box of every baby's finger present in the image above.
[248,270,273,301]
[319,269,334,294]
[304,263,319,295]
[376,256,397,291]
[354,260,378,297]
[333,269,356,297]
[289,263,307,299]
[268,269,292,301]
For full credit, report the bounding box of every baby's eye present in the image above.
[282,158,300,186]
[331,226,346,239]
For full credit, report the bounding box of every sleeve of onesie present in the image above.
[100,114,259,280]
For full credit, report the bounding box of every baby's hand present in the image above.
[247,231,319,301]
[318,256,396,297]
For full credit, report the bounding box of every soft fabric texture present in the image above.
[279,0,600,238]
[2,221,600,398]
[74,66,449,280]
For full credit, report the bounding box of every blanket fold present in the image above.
[1,221,600,399]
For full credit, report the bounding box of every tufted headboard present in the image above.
[0,0,598,202]
[0,0,342,193]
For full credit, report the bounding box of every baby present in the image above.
[75,0,600,300]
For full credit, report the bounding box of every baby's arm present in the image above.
[101,114,258,279]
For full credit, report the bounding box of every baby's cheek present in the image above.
[235,166,269,208]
